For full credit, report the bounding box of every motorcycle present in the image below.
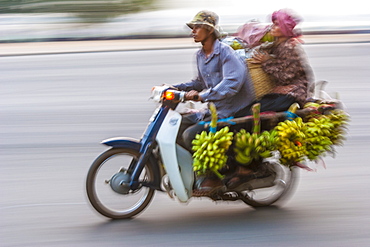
[86,82,341,219]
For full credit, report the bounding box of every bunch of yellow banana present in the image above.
[191,102,233,178]
[304,109,349,160]
[192,127,234,178]
[233,129,278,165]
[274,118,307,165]
[303,102,321,109]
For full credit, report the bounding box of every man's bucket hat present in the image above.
[186,10,221,38]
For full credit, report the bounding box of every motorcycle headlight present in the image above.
[164,90,175,101]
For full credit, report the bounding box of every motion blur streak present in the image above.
[1,1,370,246]
[1,41,370,246]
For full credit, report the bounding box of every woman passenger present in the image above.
[228,9,315,189]
[236,9,314,117]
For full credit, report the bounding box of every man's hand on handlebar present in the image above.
[185,90,202,101]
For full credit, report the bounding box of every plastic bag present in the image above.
[235,21,273,48]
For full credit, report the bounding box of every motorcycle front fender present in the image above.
[101,137,162,191]
[101,137,142,150]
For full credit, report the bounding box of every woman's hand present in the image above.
[185,90,202,101]
[251,50,271,63]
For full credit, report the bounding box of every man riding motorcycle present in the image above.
[172,10,256,194]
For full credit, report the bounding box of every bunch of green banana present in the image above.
[230,40,245,50]
[191,103,233,178]
[260,31,275,43]
[301,105,349,161]
[274,117,307,165]
[233,103,277,165]
[233,129,278,165]
[304,116,334,161]
[325,109,350,146]
[192,127,234,178]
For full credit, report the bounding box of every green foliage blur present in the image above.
[0,0,157,19]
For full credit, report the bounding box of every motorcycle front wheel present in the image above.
[241,162,299,207]
[86,148,155,219]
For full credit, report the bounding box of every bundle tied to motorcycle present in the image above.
[192,101,349,177]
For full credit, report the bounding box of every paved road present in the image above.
[1,42,370,246]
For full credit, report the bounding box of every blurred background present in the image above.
[1,1,370,247]
[1,0,370,42]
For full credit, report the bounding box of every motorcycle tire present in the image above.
[86,147,155,219]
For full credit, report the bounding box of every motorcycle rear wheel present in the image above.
[241,162,299,207]
[86,148,155,219]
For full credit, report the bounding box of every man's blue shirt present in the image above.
[174,39,255,119]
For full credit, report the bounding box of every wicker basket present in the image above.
[246,58,275,100]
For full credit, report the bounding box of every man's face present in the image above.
[191,24,213,43]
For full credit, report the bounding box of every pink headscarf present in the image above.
[271,9,302,37]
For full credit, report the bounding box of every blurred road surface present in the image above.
[1,42,370,246]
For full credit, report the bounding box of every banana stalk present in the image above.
[209,102,218,133]
[252,103,261,135]
[233,103,277,165]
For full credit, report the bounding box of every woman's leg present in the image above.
[234,94,296,118]
[259,94,296,112]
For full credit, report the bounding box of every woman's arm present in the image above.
[261,41,304,84]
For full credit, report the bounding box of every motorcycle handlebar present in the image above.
[151,86,199,103]
[173,90,198,102]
